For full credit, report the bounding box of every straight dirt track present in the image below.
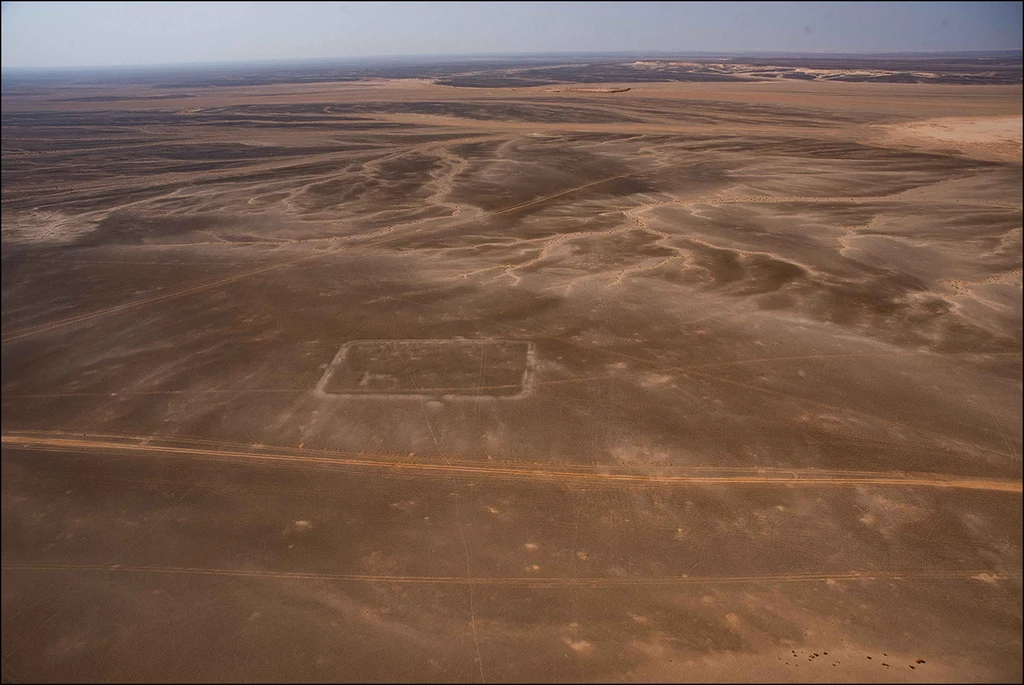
[3,433,1021,492]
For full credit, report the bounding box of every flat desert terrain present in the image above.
[2,56,1022,682]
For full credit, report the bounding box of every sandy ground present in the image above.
[1,71,1022,682]
[881,115,1023,163]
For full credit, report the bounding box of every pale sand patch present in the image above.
[879,115,1022,163]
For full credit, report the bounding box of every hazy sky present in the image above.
[2,1,1021,69]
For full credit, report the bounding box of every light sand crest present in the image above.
[881,115,1023,162]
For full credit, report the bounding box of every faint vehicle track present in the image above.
[2,562,1018,588]
[0,255,320,344]
[574,343,1021,461]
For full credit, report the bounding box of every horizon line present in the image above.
[3,47,1022,73]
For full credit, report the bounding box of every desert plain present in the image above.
[1,55,1022,682]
